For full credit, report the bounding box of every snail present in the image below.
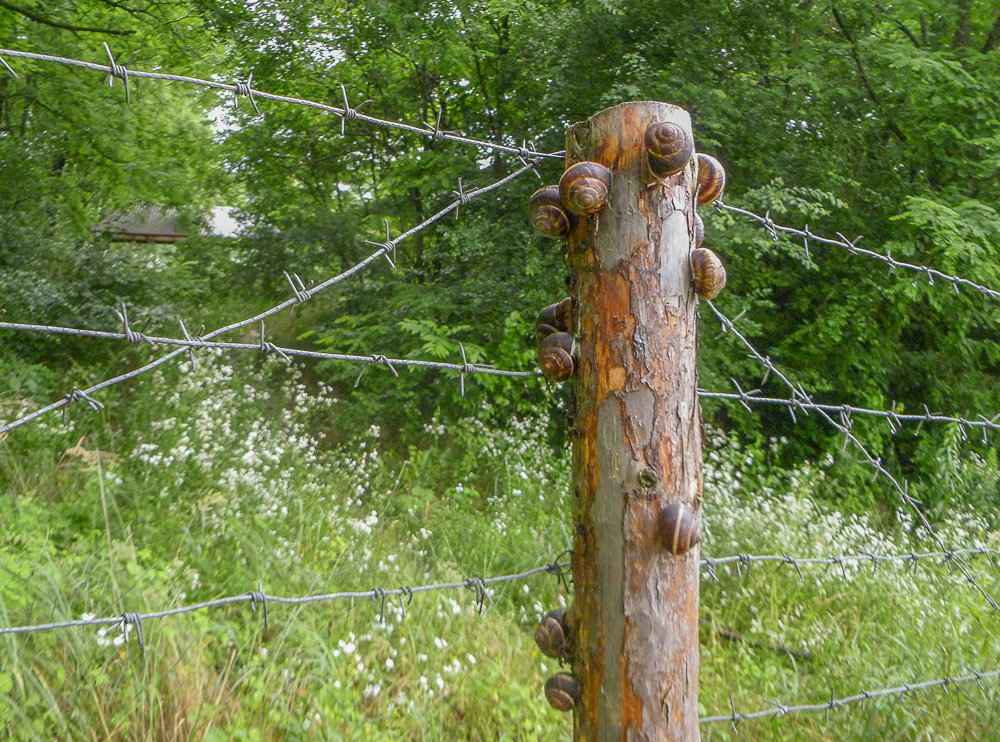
[528,185,572,239]
[559,161,613,216]
[535,322,559,346]
[690,247,726,301]
[536,297,574,343]
[544,672,581,712]
[534,608,568,659]
[644,121,694,180]
[694,213,705,248]
[660,503,701,554]
[695,153,725,206]
[538,331,577,382]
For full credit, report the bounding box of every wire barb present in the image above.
[706,301,1000,612]
[62,387,105,424]
[284,271,312,304]
[102,42,138,104]
[232,71,260,115]
[0,54,17,77]
[702,668,1000,725]
[258,322,290,361]
[119,612,145,652]
[337,83,372,136]
[715,201,1000,301]
[115,303,149,345]
[464,577,493,614]
[0,159,541,437]
[0,561,567,638]
[363,219,398,270]
[247,580,269,629]
[0,47,563,159]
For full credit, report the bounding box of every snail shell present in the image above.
[536,297,574,335]
[535,323,559,346]
[544,672,581,712]
[696,153,726,206]
[660,503,701,554]
[559,161,613,216]
[528,185,572,239]
[694,213,705,248]
[534,609,567,659]
[690,247,726,301]
[538,331,577,382]
[644,121,694,179]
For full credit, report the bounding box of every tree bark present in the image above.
[566,101,702,742]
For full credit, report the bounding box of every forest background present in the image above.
[1,0,1000,739]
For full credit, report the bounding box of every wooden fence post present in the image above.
[566,101,703,741]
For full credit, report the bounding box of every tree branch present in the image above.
[0,0,136,35]
[984,12,1000,53]
[831,5,907,143]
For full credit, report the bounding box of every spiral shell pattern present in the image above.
[534,609,567,659]
[644,121,694,179]
[696,153,726,206]
[528,185,571,239]
[544,673,581,712]
[690,247,726,301]
[538,331,577,382]
[559,161,613,216]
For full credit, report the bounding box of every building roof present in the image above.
[95,206,188,243]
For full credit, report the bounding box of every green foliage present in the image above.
[2,355,999,738]
[3,0,1000,737]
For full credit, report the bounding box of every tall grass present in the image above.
[1,351,998,739]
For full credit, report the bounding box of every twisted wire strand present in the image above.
[699,388,1000,440]
[0,322,537,379]
[701,548,1000,583]
[0,561,570,640]
[0,48,562,160]
[714,199,1000,301]
[0,160,539,436]
[701,668,1000,726]
[706,302,1000,611]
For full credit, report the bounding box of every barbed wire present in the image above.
[0,560,571,650]
[701,667,1000,727]
[701,547,1000,583]
[699,385,1000,442]
[11,310,999,436]
[0,47,563,161]
[0,318,538,386]
[0,159,540,436]
[706,301,1000,611]
[714,199,1000,301]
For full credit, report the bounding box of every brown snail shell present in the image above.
[644,121,694,179]
[696,153,725,206]
[559,161,613,216]
[534,609,567,659]
[528,185,572,239]
[660,503,701,554]
[544,672,581,712]
[538,331,577,382]
[535,323,559,346]
[536,297,574,335]
[690,247,726,301]
[694,213,705,248]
